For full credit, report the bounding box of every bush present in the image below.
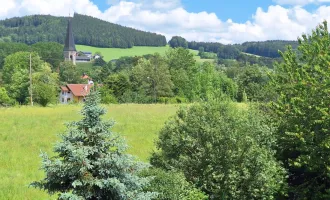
[0,87,14,106]
[33,83,57,107]
[151,101,287,199]
[158,96,188,104]
[141,168,207,200]
[100,88,118,104]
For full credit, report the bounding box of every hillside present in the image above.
[0,13,167,48]
[76,45,171,61]
[188,40,298,58]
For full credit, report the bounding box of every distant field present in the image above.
[189,49,216,63]
[76,45,171,61]
[0,104,180,200]
[76,45,215,63]
[241,52,261,57]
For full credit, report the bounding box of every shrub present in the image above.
[151,101,287,199]
[141,168,207,200]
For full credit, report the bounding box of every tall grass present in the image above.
[0,104,179,199]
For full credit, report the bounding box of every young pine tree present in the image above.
[31,91,157,200]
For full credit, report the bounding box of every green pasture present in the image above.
[0,104,179,199]
[76,45,170,61]
[76,45,215,63]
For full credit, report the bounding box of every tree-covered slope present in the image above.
[240,40,298,58]
[187,40,298,58]
[0,13,167,48]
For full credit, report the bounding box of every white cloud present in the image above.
[1,0,330,44]
[274,0,330,6]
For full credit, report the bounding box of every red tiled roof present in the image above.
[66,84,92,97]
[60,86,69,92]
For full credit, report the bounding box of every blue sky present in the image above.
[2,0,330,43]
[91,0,330,23]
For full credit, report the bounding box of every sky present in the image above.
[2,0,330,44]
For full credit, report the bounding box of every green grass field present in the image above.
[189,49,216,63]
[76,45,215,63]
[76,45,171,61]
[0,104,180,200]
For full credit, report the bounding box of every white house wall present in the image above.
[59,91,74,104]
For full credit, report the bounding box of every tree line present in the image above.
[168,36,298,68]
[0,13,167,48]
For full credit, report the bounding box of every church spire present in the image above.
[63,16,76,52]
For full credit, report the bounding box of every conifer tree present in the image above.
[31,91,156,199]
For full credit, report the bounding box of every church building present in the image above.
[63,17,77,65]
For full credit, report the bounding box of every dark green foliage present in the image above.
[166,47,196,99]
[0,42,29,69]
[99,61,114,82]
[103,73,130,100]
[141,168,207,200]
[168,36,188,49]
[59,61,83,84]
[31,42,63,69]
[241,40,298,58]
[33,83,57,106]
[32,64,58,106]
[131,55,174,100]
[99,87,118,104]
[217,45,241,59]
[236,65,272,102]
[188,41,224,53]
[197,62,237,101]
[93,57,107,67]
[235,53,282,68]
[188,40,298,59]
[0,13,166,48]
[31,91,157,199]
[112,55,155,73]
[270,20,330,199]
[151,102,287,199]
[2,51,44,104]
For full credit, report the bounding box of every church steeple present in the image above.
[64,17,76,51]
[63,16,77,65]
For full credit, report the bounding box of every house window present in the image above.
[62,98,64,102]
[68,91,71,93]
[67,98,71,102]
[62,91,64,95]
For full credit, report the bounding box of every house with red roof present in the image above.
[59,84,92,104]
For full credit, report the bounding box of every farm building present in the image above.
[59,84,92,104]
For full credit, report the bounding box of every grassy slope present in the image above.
[76,45,215,63]
[76,45,171,61]
[0,104,179,200]
[189,49,216,63]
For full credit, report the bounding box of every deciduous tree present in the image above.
[270,20,330,199]
[151,102,287,199]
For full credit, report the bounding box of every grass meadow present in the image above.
[0,104,180,200]
[76,45,171,61]
[76,45,215,63]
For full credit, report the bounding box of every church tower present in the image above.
[63,16,77,65]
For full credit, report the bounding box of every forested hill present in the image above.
[188,40,298,58]
[240,40,299,57]
[0,13,167,48]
